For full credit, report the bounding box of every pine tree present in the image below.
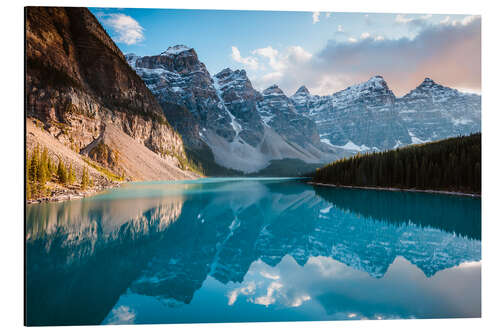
[26,181,31,200]
[49,157,57,176]
[26,150,32,183]
[81,167,89,190]
[37,149,48,185]
[57,158,68,184]
[30,146,39,182]
[312,133,480,194]
[68,163,76,184]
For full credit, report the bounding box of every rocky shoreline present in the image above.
[26,182,123,204]
[308,182,481,198]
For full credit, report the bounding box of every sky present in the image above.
[89,8,481,97]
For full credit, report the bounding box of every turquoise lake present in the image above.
[25,178,481,326]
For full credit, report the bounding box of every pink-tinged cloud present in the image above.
[277,16,481,96]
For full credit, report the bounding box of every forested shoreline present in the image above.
[26,145,94,200]
[313,133,481,194]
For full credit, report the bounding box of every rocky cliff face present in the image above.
[258,84,322,148]
[26,7,192,181]
[213,68,264,147]
[126,46,236,148]
[291,76,481,151]
[129,49,344,173]
[292,76,412,151]
[396,78,481,143]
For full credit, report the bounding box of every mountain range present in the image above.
[26,8,481,182]
[126,47,344,174]
[127,45,481,174]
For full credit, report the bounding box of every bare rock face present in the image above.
[128,44,480,174]
[258,84,323,149]
[214,68,264,147]
[128,51,344,173]
[396,78,481,143]
[25,7,189,179]
[292,76,411,151]
[126,49,344,173]
[292,76,481,151]
[126,46,236,147]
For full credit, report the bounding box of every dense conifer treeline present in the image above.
[26,145,93,199]
[313,133,481,194]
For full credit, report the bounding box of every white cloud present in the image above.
[450,15,481,26]
[253,281,283,307]
[440,16,451,25]
[287,46,313,63]
[252,71,283,89]
[274,15,480,96]
[99,13,144,45]
[103,305,136,325]
[261,71,283,81]
[234,15,480,97]
[231,46,259,70]
[260,271,280,280]
[289,294,311,307]
[227,281,257,306]
[395,14,433,28]
[395,14,413,24]
[312,11,320,24]
[361,32,371,39]
[426,14,479,28]
[249,46,312,90]
[253,46,284,71]
[461,15,480,25]
[337,25,344,32]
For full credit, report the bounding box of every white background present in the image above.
[1,0,499,332]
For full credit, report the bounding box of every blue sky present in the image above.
[90,8,480,96]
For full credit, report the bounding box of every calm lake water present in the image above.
[25,178,481,326]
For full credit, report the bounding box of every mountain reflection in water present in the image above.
[25,178,481,326]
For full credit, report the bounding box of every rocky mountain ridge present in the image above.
[128,45,480,174]
[291,76,481,151]
[26,8,481,181]
[396,77,481,143]
[127,47,345,173]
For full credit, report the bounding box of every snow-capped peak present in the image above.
[262,84,285,96]
[406,77,462,98]
[161,45,193,56]
[215,68,234,78]
[294,85,310,96]
[125,53,139,69]
[417,77,438,89]
[330,75,393,102]
[344,75,388,93]
[215,68,248,81]
[365,75,388,88]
